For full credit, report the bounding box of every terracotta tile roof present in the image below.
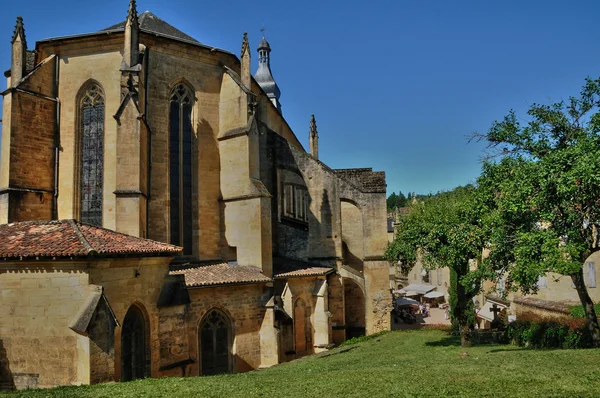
[0,220,181,260]
[170,263,271,287]
[274,267,335,278]
[273,257,335,279]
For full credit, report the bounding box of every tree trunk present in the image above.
[451,269,473,347]
[571,269,600,347]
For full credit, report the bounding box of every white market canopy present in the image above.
[399,284,436,296]
[423,291,445,299]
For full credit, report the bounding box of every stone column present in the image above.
[312,279,331,353]
[259,296,279,368]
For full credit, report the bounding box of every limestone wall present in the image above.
[89,257,171,380]
[55,45,122,230]
[364,260,392,334]
[186,284,270,374]
[0,265,91,389]
[144,38,224,258]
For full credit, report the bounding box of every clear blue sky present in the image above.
[1,0,599,195]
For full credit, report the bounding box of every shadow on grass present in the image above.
[425,336,461,347]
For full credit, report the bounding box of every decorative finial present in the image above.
[310,114,318,138]
[127,0,139,28]
[241,32,249,57]
[260,26,266,38]
[11,16,26,45]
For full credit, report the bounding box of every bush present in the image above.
[569,304,600,318]
[506,318,592,349]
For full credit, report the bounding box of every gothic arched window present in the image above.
[169,83,193,254]
[80,83,105,227]
[199,309,232,375]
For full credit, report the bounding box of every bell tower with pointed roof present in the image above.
[254,33,281,113]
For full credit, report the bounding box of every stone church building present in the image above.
[0,1,391,390]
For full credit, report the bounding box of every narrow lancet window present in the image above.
[80,84,105,227]
[169,83,193,254]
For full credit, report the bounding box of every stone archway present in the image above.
[199,309,233,376]
[344,278,366,339]
[121,304,149,381]
[293,297,313,355]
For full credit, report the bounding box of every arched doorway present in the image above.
[344,279,366,339]
[121,304,148,381]
[293,297,313,355]
[199,309,232,375]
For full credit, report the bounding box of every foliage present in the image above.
[507,319,592,349]
[385,186,484,346]
[476,77,600,345]
[570,304,600,318]
[386,191,407,211]
[6,331,600,398]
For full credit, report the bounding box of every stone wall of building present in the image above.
[144,36,226,259]
[364,260,393,334]
[89,257,172,381]
[0,265,91,389]
[0,58,56,223]
[186,283,271,374]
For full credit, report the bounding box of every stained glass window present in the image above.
[80,84,104,227]
[169,84,193,254]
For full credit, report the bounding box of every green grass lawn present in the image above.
[3,330,600,398]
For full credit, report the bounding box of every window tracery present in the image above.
[80,84,104,227]
[169,83,193,254]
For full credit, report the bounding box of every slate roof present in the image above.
[0,220,181,260]
[102,11,199,44]
[170,263,271,288]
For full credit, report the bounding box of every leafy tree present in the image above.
[385,186,485,346]
[476,78,600,346]
[387,191,407,211]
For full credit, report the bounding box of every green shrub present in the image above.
[506,319,592,349]
[569,304,600,318]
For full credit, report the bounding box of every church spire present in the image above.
[241,32,251,89]
[241,32,250,58]
[127,0,140,29]
[254,31,281,113]
[122,0,140,69]
[11,16,26,45]
[10,16,27,84]
[309,114,319,159]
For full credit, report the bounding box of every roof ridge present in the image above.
[68,219,96,255]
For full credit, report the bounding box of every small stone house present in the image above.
[0,0,391,390]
